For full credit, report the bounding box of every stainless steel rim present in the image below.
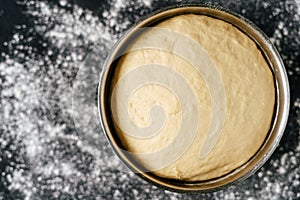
[97,3,290,192]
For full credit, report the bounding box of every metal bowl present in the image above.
[98,4,290,192]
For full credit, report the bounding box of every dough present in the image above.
[110,14,275,181]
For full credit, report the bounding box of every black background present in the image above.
[0,0,299,199]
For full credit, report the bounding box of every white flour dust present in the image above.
[0,0,299,199]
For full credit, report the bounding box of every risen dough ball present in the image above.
[110,14,275,181]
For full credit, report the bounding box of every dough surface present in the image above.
[110,14,275,181]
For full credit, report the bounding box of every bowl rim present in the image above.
[97,3,290,193]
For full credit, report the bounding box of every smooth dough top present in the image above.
[110,14,275,181]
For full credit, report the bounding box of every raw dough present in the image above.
[110,14,275,181]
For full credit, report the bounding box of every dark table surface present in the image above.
[0,0,299,199]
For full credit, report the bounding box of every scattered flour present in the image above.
[0,0,299,199]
